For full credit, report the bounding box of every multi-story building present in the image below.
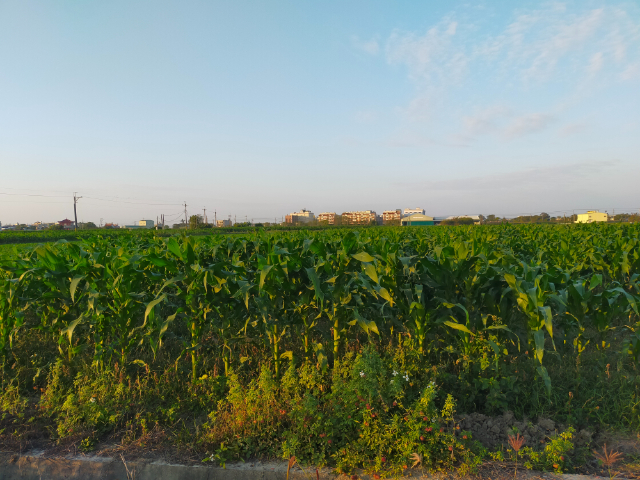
[317,212,336,225]
[575,210,608,223]
[285,209,315,224]
[404,207,425,216]
[382,210,402,223]
[341,210,377,225]
[217,219,233,227]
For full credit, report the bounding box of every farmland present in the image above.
[1,224,639,475]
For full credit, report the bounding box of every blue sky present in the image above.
[1,0,639,225]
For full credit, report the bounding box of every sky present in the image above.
[1,0,639,225]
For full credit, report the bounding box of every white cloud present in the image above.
[462,106,510,135]
[620,62,640,81]
[352,36,380,55]
[385,18,466,84]
[559,123,588,137]
[504,113,556,139]
[354,110,377,123]
[587,51,604,75]
[399,160,620,192]
[381,4,640,122]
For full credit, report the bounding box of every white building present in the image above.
[404,208,425,216]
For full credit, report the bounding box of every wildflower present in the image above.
[90,397,96,403]
[463,435,467,440]
[392,370,398,376]
[360,371,365,377]
[448,446,453,451]
[328,440,332,444]
[381,457,386,462]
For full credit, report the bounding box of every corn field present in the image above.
[1,223,639,394]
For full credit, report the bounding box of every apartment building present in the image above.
[216,219,233,227]
[382,209,402,223]
[285,209,315,224]
[317,212,336,225]
[575,211,608,223]
[341,210,377,225]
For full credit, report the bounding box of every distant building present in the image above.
[125,219,155,229]
[217,219,232,227]
[341,210,377,225]
[58,218,74,227]
[382,210,402,223]
[404,208,425,216]
[285,209,315,224]
[445,215,482,225]
[575,211,608,223]
[317,212,336,225]
[402,214,435,226]
[104,223,120,229]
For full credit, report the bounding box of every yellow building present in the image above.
[575,211,608,223]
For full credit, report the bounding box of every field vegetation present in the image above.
[0,224,639,476]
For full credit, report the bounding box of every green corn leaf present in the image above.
[259,265,273,291]
[352,252,375,263]
[536,365,552,395]
[364,263,378,284]
[538,306,553,338]
[444,320,474,335]
[144,294,167,326]
[305,267,324,305]
[533,329,545,363]
[69,275,85,303]
[61,315,84,345]
[167,238,183,260]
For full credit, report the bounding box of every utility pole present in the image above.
[234,215,236,224]
[73,192,82,231]
[203,208,207,225]
[215,210,217,227]
[184,202,188,229]
[162,214,165,229]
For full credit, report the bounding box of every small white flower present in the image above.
[360,371,365,377]
[390,380,394,384]
[392,370,398,376]
[90,397,96,403]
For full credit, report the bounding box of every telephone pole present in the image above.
[203,208,207,225]
[73,192,82,231]
[184,202,188,229]
[214,210,217,227]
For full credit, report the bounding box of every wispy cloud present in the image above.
[399,160,620,191]
[378,4,640,124]
[462,106,510,135]
[503,113,556,139]
[354,110,377,123]
[385,19,466,84]
[559,122,588,137]
[352,35,380,55]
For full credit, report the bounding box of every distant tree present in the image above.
[189,215,203,229]
[540,212,550,222]
[441,218,475,226]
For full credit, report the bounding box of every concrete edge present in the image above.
[0,453,627,480]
